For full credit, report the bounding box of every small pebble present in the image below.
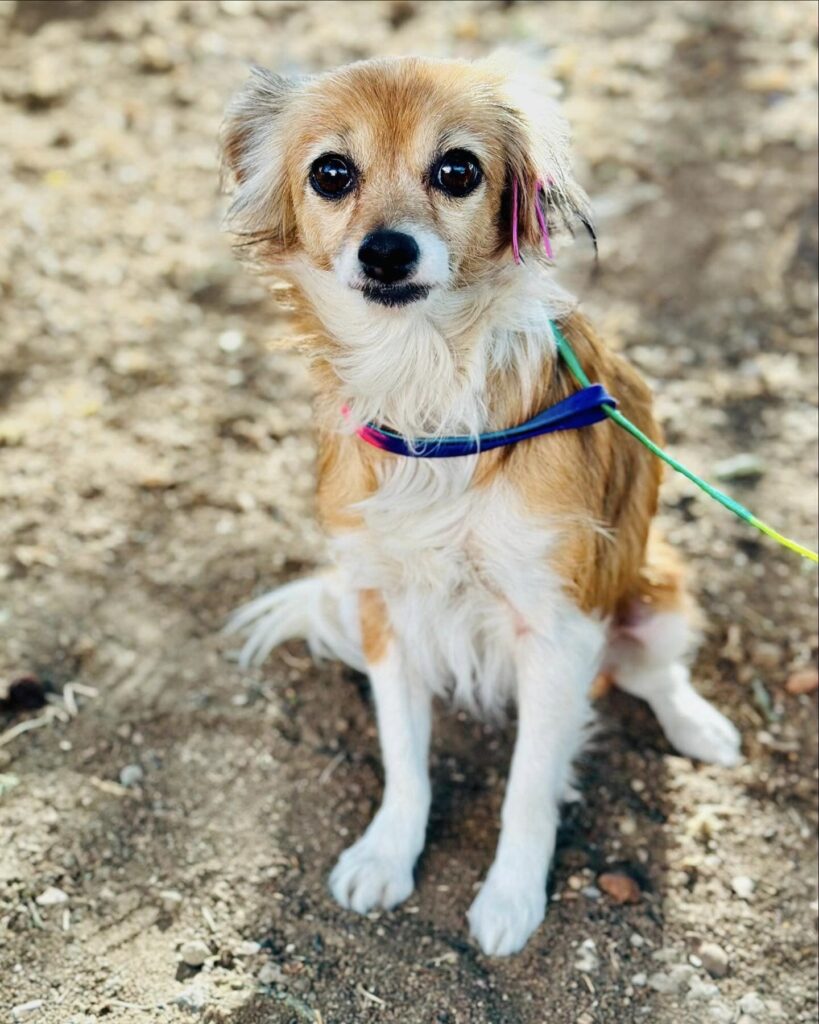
[0,773,20,796]
[218,329,245,353]
[581,886,601,900]
[630,933,646,948]
[647,972,676,994]
[175,984,208,1011]
[234,940,261,957]
[139,37,175,74]
[738,992,767,1017]
[36,886,69,906]
[179,939,211,967]
[731,875,755,900]
[687,975,720,1002]
[669,964,696,988]
[119,764,144,788]
[159,889,183,913]
[785,667,818,695]
[652,948,680,964]
[631,972,647,987]
[700,941,730,978]
[574,938,599,973]
[753,642,780,670]
[598,872,641,904]
[12,1002,44,1022]
[258,962,286,986]
[714,453,765,480]
[648,964,694,994]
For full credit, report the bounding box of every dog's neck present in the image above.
[290,260,576,439]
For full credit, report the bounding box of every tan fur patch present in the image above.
[359,588,391,664]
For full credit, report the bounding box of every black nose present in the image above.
[358,230,419,284]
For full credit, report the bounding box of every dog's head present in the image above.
[221,56,591,311]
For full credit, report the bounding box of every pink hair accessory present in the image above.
[511,176,554,263]
[534,179,553,260]
[511,176,521,264]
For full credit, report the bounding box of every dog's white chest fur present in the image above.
[332,457,562,714]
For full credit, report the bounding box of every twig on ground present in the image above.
[318,751,345,785]
[357,985,387,1007]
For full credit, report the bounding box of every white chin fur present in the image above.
[292,256,575,439]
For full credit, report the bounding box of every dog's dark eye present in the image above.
[432,149,483,198]
[309,154,357,199]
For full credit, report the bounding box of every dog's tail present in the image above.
[224,572,366,672]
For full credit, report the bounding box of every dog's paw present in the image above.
[467,872,546,957]
[658,691,742,767]
[330,836,415,914]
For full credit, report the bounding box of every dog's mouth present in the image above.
[360,282,430,307]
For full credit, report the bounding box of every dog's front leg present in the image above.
[468,618,602,956]
[330,626,431,914]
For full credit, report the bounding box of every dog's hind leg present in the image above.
[606,535,741,766]
[225,570,365,671]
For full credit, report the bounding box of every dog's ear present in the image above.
[491,60,595,259]
[220,66,303,256]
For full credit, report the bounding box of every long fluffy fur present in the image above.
[220,55,741,958]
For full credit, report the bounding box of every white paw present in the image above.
[330,835,415,914]
[659,691,742,767]
[467,872,546,957]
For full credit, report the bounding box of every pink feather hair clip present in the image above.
[511,177,553,264]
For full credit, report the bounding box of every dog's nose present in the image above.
[358,230,419,284]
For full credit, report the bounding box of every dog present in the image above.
[219,56,741,956]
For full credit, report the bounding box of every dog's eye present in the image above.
[309,154,357,199]
[432,149,483,198]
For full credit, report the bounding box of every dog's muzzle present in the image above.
[357,229,428,306]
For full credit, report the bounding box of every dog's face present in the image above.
[222,57,590,311]
[289,61,511,308]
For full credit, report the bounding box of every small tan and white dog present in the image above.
[220,56,741,956]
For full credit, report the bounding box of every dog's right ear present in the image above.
[220,66,302,256]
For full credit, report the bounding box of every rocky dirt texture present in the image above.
[1,2,817,1023]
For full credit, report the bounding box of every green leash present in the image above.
[553,324,818,564]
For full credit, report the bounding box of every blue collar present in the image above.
[352,374,616,458]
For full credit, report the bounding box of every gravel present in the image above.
[118,763,144,788]
[731,875,756,900]
[739,992,769,1018]
[687,976,721,1003]
[11,1003,44,1022]
[34,886,68,907]
[597,871,641,904]
[178,940,211,968]
[159,888,184,913]
[714,453,767,481]
[700,942,730,979]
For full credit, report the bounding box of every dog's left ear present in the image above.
[491,60,595,258]
[220,65,304,257]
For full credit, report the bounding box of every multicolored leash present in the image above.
[553,324,818,563]
[520,176,817,564]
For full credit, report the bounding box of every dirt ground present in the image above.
[1,1,817,1022]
